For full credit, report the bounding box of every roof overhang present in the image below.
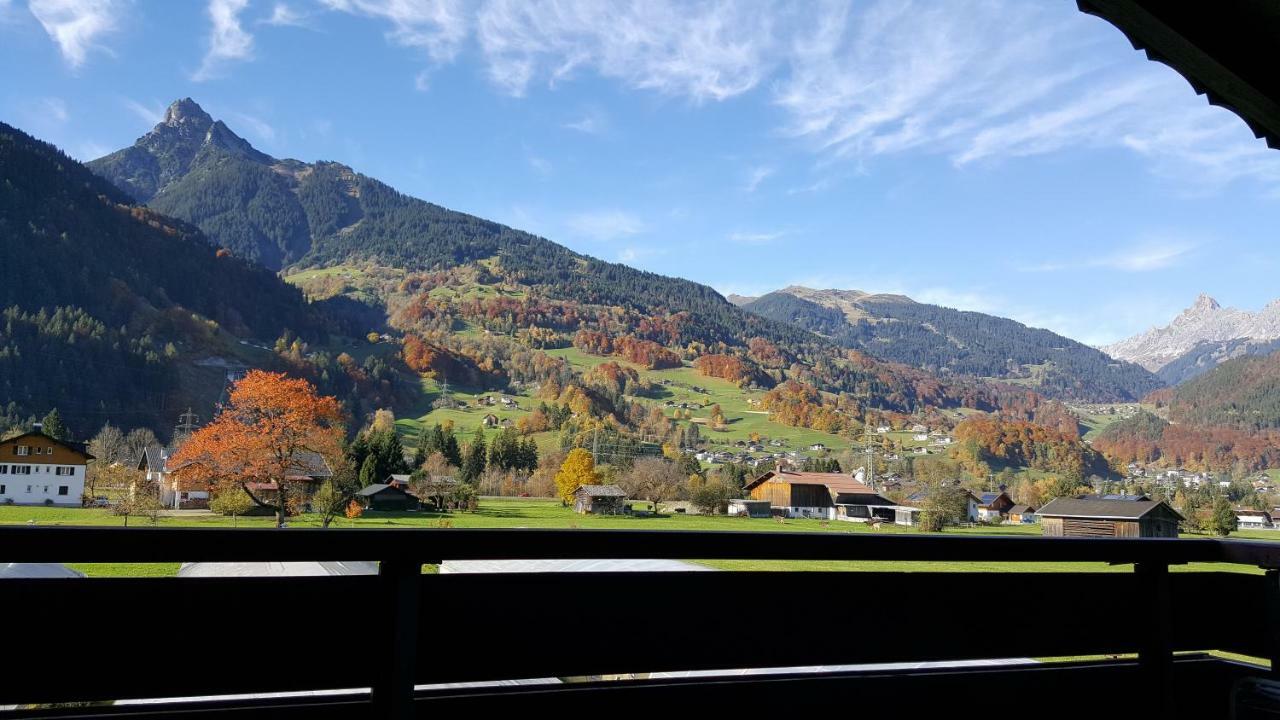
[1079,0,1280,148]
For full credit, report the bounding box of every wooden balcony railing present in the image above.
[4,527,1280,718]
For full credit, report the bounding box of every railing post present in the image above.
[1136,561,1173,712]
[372,559,422,720]
[1266,569,1280,677]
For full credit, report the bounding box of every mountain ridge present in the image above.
[1103,293,1280,377]
[741,285,1163,402]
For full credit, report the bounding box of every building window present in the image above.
[0,465,6,474]
[26,485,32,493]
[58,486,68,496]
[16,446,29,456]
[0,484,4,494]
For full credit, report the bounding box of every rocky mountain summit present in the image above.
[1104,293,1280,374]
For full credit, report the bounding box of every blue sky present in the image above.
[3,0,1280,346]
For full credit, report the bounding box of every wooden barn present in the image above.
[1038,496,1182,538]
[574,485,628,515]
[743,470,894,519]
[355,483,419,511]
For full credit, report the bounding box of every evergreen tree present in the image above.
[442,427,462,468]
[359,453,378,488]
[40,408,67,440]
[460,428,487,483]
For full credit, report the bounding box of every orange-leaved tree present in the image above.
[172,370,344,528]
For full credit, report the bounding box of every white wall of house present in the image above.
[0,463,84,506]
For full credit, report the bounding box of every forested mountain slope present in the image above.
[742,287,1161,402]
[0,120,324,436]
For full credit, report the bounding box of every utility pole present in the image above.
[174,408,199,442]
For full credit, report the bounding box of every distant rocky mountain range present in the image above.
[739,286,1162,402]
[1104,294,1280,383]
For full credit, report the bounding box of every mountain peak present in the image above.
[163,98,212,129]
[1189,293,1221,312]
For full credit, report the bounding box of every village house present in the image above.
[1008,504,1037,524]
[138,444,209,509]
[912,433,929,442]
[242,451,334,510]
[904,488,981,524]
[0,429,93,506]
[1236,509,1272,530]
[910,424,927,433]
[743,469,897,521]
[808,443,828,452]
[574,484,628,515]
[1038,495,1182,538]
[482,413,500,428]
[975,490,1015,522]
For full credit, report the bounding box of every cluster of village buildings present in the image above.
[0,425,1263,539]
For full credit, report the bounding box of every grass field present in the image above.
[5,499,1273,578]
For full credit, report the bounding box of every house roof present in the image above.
[2,430,95,461]
[1009,504,1035,515]
[1037,496,1184,521]
[575,484,627,497]
[387,474,411,484]
[355,483,412,497]
[289,450,332,478]
[977,492,1009,507]
[744,470,880,496]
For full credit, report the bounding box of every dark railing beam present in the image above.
[372,559,423,720]
[1266,569,1280,678]
[0,526,1251,566]
[1137,561,1174,713]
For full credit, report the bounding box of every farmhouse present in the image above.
[482,413,500,428]
[975,490,1014,521]
[355,482,418,511]
[0,429,93,506]
[1236,509,1272,530]
[241,451,334,508]
[1038,496,1182,538]
[744,470,895,520]
[139,444,209,509]
[574,484,628,515]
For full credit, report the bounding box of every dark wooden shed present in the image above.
[1038,496,1182,538]
[574,485,628,515]
[355,483,419,512]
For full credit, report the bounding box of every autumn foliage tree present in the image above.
[555,448,599,505]
[171,370,344,528]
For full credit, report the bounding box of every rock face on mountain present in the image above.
[741,286,1162,402]
[1104,294,1280,377]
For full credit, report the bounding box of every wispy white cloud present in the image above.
[262,2,308,27]
[617,245,664,264]
[474,0,777,99]
[321,0,467,62]
[566,210,645,241]
[773,0,1280,190]
[1025,238,1197,273]
[743,164,774,193]
[526,150,551,177]
[727,230,786,245]
[564,107,607,134]
[193,0,253,81]
[29,0,122,68]
[35,96,70,123]
[224,109,276,143]
[122,97,164,126]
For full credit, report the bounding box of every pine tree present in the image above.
[442,428,462,468]
[461,428,487,483]
[40,408,67,440]
[359,453,378,488]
